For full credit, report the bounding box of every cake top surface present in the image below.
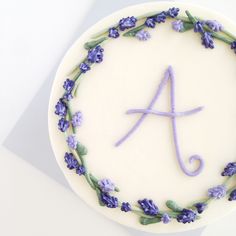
[48,2,236,233]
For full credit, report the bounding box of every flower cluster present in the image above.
[55,99,67,117]
[119,16,137,31]
[161,213,171,224]
[58,117,70,132]
[208,185,226,199]
[121,202,132,212]
[177,209,197,224]
[100,192,118,208]
[64,152,86,175]
[222,162,236,176]
[71,111,83,128]
[145,8,179,28]
[229,189,236,201]
[63,79,75,101]
[194,202,207,214]
[138,199,159,216]
[172,20,184,32]
[205,20,223,32]
[231,41,236,53]
[135,30,151,41]
[98,178,115,193]
[66,135,78,150]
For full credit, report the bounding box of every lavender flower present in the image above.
[119,16,137,31]
[64,152,79,169]
[108,27,120,38]
[71,111,83,127]
[166,7,179,18]
[161,213,171,224]
[138,199,159,216]
[145,17,156,28]
[100,193,118,208]
[66,135,78,150]
[63,79,75,93]
[58,118,70,132]
[194,202,207,214]
[208,185,226,199]
[55,99,67,117]
[201,32,214,49]
[121,202,132,212]
[98,178,115,192]
[80,62,90,73]
[205,20,223,32]
[177,209,197,224]
[76,165,86,175]
[222,162,236,176]
[155,12,167,23]
[87,45,104,63]
[172,20,184,32]
[229,189,236,201]
[231,41,236,53]
[63,92,73,101]
[135,30,151,41]
[194,21,204,33]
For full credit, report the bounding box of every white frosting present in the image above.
[48,2,236,233]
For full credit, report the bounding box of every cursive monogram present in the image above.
[115,66,205,176]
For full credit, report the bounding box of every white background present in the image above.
[1,0,236,235]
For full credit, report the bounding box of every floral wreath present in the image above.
[54,8,236,225]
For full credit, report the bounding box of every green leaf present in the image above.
[180,22,194,32]
[166,200,183,212]
[139,217,161,225]
[185,10,197,24]
[123,24,146,37]
[77,144,88,156]
[84,37,108,50]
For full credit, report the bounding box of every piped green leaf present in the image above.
[180,22,194,32]
[77,144,88,156]
[166,200,183,212]
[123,24,146,37]
[84,37,108,50]
[139,217,161,225]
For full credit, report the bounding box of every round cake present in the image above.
[48,2,236,233]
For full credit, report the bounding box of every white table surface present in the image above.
[1,0,236,235]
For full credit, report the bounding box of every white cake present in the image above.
[48,2,236,233]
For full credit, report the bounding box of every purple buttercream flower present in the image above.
[205,20,223,32]
[76,165,86,175]
[121,202,132,212]
[71,111,83,128]
[222,162,236,176]
[161,213,171,224]
[55,99,67,117]
[194,21,204,33]
[194,202,207,214]
[63,92,73,101]
[66,135,78,150]
[98,178,115,192]
[119,16,137,31]
[172,20,184,32]
[63,79,75,93]
[64,152,79,169]
[87,45,104,63]
[155,11,167,23]
[108,27,120,38]
[208,185,226,199]
[80,62,90,73]
[145,17,156,28]
[135,30,151,41]
[231,41,236,53]
[201,32,214,49]
[177,209,197,224]
[138,199,159,216]
[100,193,118,208]
[228,189,236,201]
[166,7,180,18]
[58,118,70,132]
